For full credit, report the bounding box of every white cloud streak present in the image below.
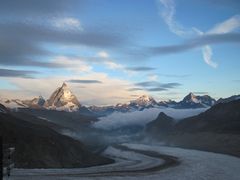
[97,51,109,58]
[208,15,240,34]
[52,17,83,31]
[194,29,218,68]
[159,0,190,37]
[202,45,218,68]
[51,56,92,73]
[158,0,240,68]
[203,15,240,68]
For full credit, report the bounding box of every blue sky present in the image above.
[0,0,240,105]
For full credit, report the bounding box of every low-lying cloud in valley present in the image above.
[94,107,208,130]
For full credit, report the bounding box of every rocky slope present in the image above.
[145,112,175,134]
[175,92,216,108]
[216,94,240,104]
[144,99,240,157]
[0,103,113,168]
[175,99,240,132]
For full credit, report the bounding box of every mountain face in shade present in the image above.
[216,94,240,104]
[44,83,81,112]
[0,103,113,168]
[176,92,216,108]
[175,99,240,132]
[145,112,175,134]
[0,103,8,113]
[22,96,45,108]
[0,98,28,109]
[0,96,45,109]
[158,100,178,107]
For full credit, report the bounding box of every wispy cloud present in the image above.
[202,45,218,68]
[135,81,160,87]
[148,33,240,54]
[51,56,92,73]
[158,0,191,36]
[0,21,128,68]
[157,0,240,68]
[97,51,109,58]
[160,82,182,88]
[0,68,38,78]
[147,74,158,81]
[130,94,140,97]
[125,66,156,72]
[203,15,240,68]
[193,92,209,95]
[127,88,144,91]
[67,79,102,84]
[158,73,190,78]
[52,17,83,31]
[134,81,181,92]
[96,51,156,75]
[0,0,80,16]
[208,15,240,34]
[147,87,167,92]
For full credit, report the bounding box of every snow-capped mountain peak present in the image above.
[178,92,216,108]
[0,98,28,109]
[184,92,200,103]
[44,82,81,111]
[22,96,46,107]
[130,95,157,107]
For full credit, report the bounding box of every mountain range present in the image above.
[1,82,240,167]
[1,82,239,116]
[145,99,240,135]
[145,99,240,156]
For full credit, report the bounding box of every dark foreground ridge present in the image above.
[0,103,113,168]
[145,99,240,157]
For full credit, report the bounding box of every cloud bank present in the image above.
[94,107,208,130]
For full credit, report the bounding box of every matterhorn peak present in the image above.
[44,82,81,112]
[62,82,68,88]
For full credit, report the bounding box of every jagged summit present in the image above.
[183,92,199,103]
[216,94,240,104]
[62,82,67,88]
[44,82,81,111]
[178,92,216,108]
[22,95,46,108]
[130,95,157,106]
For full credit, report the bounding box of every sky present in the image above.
[0,0,240,105]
